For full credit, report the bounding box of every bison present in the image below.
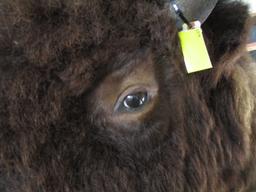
[0,0,256,191]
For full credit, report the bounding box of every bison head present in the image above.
[0,0,256,191]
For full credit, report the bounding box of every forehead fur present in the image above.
[0,0,175,64]
[0,0,178,95]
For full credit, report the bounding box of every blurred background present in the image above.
[242,0,256,60]
[242,0,256,15]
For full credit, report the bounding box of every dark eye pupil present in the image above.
[123,92,147,109]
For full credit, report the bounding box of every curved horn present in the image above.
[170,0,219,24]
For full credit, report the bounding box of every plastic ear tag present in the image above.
[178,21,212,74]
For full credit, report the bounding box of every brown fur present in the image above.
[0,0,256,191]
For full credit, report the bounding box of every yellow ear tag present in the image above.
[178,21,212,74]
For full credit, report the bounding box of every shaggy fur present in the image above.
[0,0,256,191]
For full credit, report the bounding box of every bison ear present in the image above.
[169,0,218,23]
[199,1,250,87]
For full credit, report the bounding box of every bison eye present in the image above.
[114,87,150,113]
[123,92,148,110]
